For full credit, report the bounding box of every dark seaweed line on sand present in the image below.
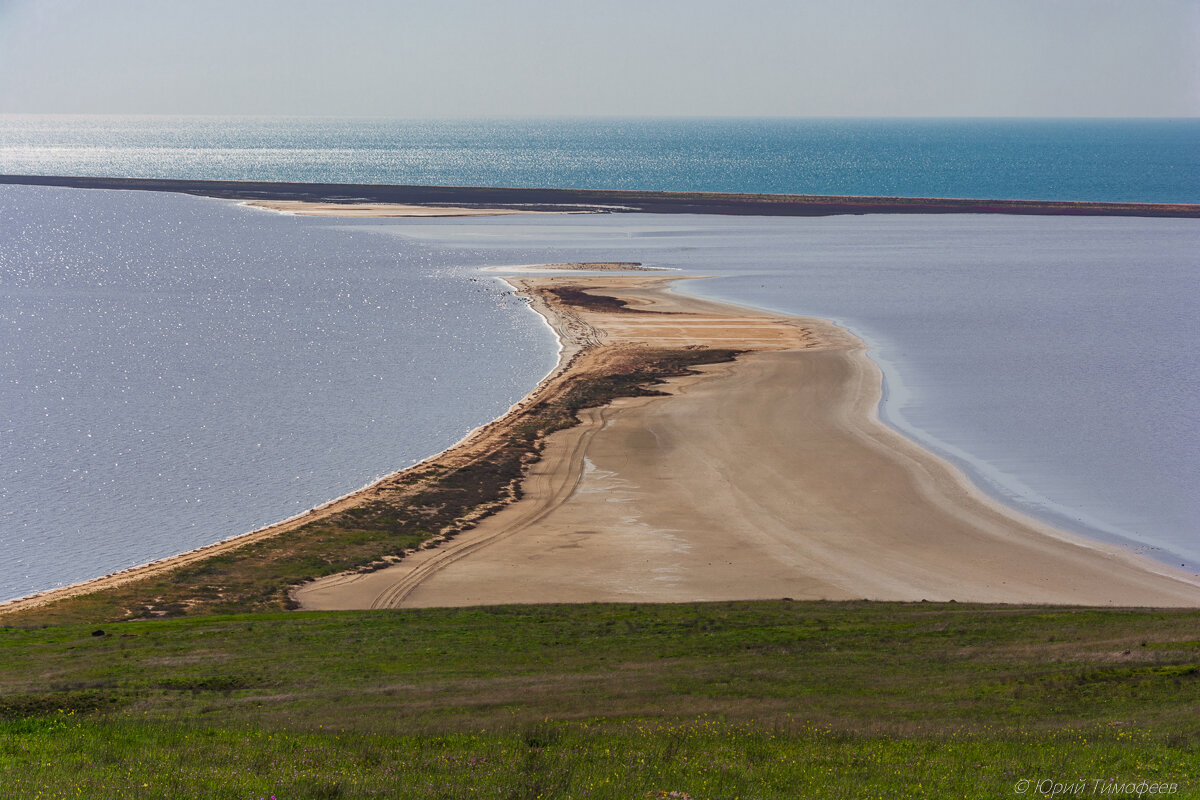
[4,174,1199,218]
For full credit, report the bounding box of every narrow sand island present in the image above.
[241,199,555,217]
[296,274,1200,610]
[6,174,1200,218]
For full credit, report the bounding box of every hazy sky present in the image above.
[0,0,1196,117]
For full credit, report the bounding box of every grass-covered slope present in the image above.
[2,601,1198,798]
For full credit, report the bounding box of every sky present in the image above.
[0,0,1197,117]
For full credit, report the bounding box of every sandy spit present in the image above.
[296,276,1200,610]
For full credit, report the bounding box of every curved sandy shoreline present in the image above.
[6,272,1198,614]
[296,276,1200,610]
[0,274,585,615]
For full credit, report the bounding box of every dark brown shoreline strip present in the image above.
[4,174,1199,218]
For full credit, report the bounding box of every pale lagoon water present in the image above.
[2,187,1198,601]
[0,185,558,601]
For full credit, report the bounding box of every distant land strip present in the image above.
[4,174,1200,218]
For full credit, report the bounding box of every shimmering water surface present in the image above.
[2,116,1198,203]
[0,185,558,601]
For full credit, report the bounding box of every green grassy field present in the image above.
[2,600,1199,798]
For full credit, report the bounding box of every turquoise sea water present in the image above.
[2,116,1198,203]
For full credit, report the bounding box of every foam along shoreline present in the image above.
[296,275,1200,610]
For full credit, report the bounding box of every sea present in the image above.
[2,116,1199,202]
[1,117,1197,601]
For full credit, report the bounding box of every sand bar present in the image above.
[7,272,1198,616]
[241,199,552,217]
[296,276,1200,610]
[5,175,1200,218]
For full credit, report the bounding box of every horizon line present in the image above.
[1,112,1198,121]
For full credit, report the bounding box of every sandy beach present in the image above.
[240,199,551,217]
[295,275,1200,610]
